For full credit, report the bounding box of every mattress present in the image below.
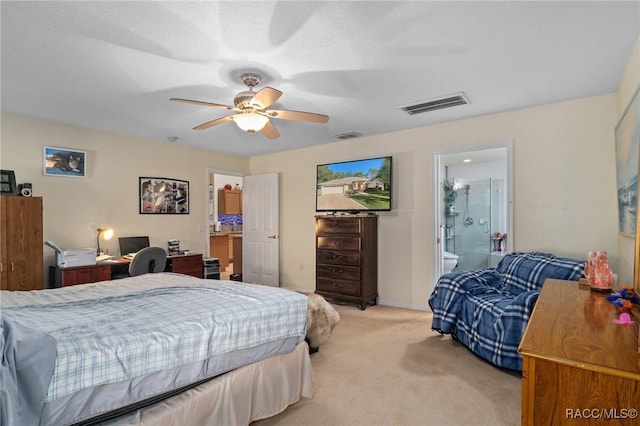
[0,273,308,426]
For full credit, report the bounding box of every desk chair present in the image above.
[128,247,167,277]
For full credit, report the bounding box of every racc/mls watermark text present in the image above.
[566,408,638,420]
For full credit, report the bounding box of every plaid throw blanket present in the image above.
[429,252,584,371]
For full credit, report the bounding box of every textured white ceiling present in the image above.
[2,1,639,156]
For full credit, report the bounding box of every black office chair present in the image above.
[128,246,167,277]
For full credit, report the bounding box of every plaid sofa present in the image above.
[428,251,584,371]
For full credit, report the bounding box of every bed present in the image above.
[1,273,313,425]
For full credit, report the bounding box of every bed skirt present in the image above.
[104,341,314,426]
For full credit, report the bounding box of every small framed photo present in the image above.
[139,177,189,214]
[43,146,86,177]
[0,170,18,195]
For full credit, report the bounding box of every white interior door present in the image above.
[242,173,279,286]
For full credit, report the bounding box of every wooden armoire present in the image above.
[0,196,43,290]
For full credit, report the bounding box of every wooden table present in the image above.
[518,279,640,425]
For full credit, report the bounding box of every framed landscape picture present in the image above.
[139,177,189,214]
[43,146,86,177]
[615,86,640,237]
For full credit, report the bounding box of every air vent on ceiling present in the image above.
[400,92,470,115]
[333,131,362,140]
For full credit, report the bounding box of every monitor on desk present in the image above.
[118,236,150,257]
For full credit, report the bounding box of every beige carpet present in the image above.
[253,303,521,426]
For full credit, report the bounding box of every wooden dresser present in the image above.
[1,196,43,290]
[315,214,377,310]
[519,279,640,425]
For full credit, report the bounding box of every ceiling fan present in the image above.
[170,73,329,139]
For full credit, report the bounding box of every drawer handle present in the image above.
[332,254,343,261]
[332,282,343,289]
[331,268,342,275]
[333,241,343,247]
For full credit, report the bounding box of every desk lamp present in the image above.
[96,227,114,255]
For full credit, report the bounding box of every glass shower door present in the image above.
[452,179,492,271]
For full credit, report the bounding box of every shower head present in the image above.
[463,184,470,194]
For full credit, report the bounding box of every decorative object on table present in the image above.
[491,232,507,252]
[614,312,634,325]
[606,286,638,311]
[0,169,18,195]
[139,177,189,214]
[584,251,614,292]
[18,182,32,197]
[606,286,638,326]
[96,227,114,255]
[615,85,639,237]
[43,146,86,177]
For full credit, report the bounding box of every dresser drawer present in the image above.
[317,264,361,282]
[317,278,361,297]
[317,249,360,266]
[317,236,361,251]
[317,218,361,235]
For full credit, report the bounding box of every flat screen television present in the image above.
[316,156,392,213]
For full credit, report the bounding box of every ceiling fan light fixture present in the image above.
[233,112,269,133]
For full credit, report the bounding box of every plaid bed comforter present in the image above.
[1,273,308,402]
[429,252,584,371]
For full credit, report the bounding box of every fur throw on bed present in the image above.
[305,294,340,353]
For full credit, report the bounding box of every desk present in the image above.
[518,279,640,425]
[50,253,204,287]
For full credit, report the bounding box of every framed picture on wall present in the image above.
[43,146,87,177]
[139,177,189,214]
[615,86,640,237]
[0,169,18,195]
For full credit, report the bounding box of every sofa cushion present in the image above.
[496,252,584,295]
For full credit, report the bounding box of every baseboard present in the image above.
[279,287,431,312]
[377,299,430,312]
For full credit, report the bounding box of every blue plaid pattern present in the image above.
[429,252,584,371]
[1,274,308,402]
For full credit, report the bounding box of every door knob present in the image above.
[267,235,279,239]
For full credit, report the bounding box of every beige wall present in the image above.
[616,34,640,285]
[251,94,619,309]
[3,55,634,308]
[0,112,249,285]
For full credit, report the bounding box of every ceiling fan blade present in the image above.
[265,109,329,123]
[260,120,280,139]
[170,98,234,110]
[193,114,235,130]
[251,87,282,109]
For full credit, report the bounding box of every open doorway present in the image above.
[206,169,244,280]
[432,141,513,280]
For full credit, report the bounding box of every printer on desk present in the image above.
[45,241,97,268]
